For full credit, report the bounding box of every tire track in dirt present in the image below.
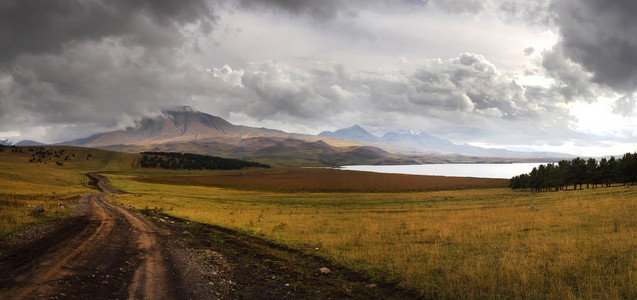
[0,175,177,299]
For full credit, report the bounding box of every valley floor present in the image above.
[0,174,416,299]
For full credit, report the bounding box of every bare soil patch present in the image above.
[135,168,508,192]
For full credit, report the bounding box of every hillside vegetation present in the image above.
[0,145,138,236]
[140,151,270,170]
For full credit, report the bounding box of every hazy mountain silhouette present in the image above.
[321,125,570,158]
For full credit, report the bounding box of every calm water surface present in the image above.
[339,163,548,179]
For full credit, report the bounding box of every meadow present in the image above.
[1,146,636,298]
[108,173,637,299]
[0,146,138,236]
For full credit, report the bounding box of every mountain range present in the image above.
[319,125,569,158]
[5,107,569,166]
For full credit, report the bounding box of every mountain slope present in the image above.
[319,125,379,142]
[61,107,295,147]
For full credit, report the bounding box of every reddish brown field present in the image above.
[133,168,508,192]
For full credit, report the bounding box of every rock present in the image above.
[34,205,44,213]
[208,282,215,286]
[285,283,290,287]
[365,283,377,288]
[314,247,320,251]
[319,267,331,275]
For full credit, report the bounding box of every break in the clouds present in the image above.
[1,0,637,156]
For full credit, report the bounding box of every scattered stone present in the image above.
[365,283,377,288]
[314,247,320,251]
[319,267,331,275]
[34,205,44,213]
[284,283,290,287]
[208,282,215,286]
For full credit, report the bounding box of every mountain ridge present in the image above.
[320,124,570,158]
[18,107,571,166]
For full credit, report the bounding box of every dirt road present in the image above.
[0,174,420,299]
[0,174,180,299]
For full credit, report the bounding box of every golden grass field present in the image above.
[1,146,636,298]
[0,146,138,236]
[108,174,637,299]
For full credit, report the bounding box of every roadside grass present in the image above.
[0,147,138,236]
[107,174,637,299]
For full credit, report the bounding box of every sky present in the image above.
[1,0,637,156]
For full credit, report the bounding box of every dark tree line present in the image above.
[140,152,270,170]
[510,153,637,192]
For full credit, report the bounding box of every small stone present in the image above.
[314,248,320,251]
[365,283,377,288]
[284,283,290,287]
[208,282,215,286]
[319,267,331,275]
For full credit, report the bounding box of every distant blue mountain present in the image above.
[15,140,46,146]
[320,125,571,159]
[319,125,379,142]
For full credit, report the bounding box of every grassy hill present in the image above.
[0,145,140,236]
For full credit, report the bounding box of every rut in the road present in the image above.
[0,177,179,299]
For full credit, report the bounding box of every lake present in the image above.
[339,163,548,179]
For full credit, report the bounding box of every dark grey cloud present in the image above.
[541,44,596,101]
[551,0,637,93]
[523,47,534,56]
[499,0,554,26]
[237,0,350,20]
[236,0,482,19]
[0,0,214,64]
[0,0,216,142]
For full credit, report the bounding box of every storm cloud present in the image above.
[551,0,637,93]
[200,53,572,145]
[0,0,214,64]
[0,0,635,155]
[0,0,215,141]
